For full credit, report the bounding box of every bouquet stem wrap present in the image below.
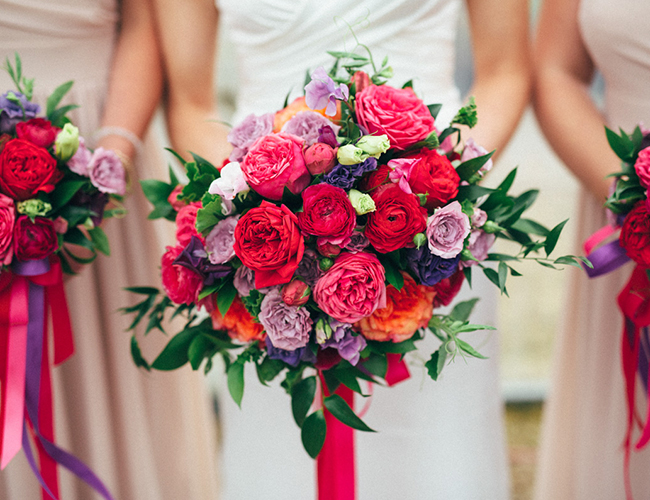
[316,354,410,500]
[0,257,114,500]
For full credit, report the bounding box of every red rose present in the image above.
[298,183,356,246]
[365,183,427,253]
[233,201,304,288]
[16,118,58,148]
[161,245,203,304]
[355,84,435,150]
[175,202,204,246]
[0,193,15,265]
[432,270,465,308]
[620,202,650,266]
[13,216,58,262]
[0,139,62,201]
[405,148,460,210]
[357,164,390,192]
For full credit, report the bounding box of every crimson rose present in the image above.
[161,245,203,304]
[365,183,427,253]
[233,201,304,288]
[620,202,650,267]
[16,118,58,148]
[0,139,61,200]
[405,148,460,210]
[13,215,58,261]
[298,183,356,246]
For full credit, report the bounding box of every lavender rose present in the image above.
[265,337,316,367]
[88,147,127,195]
[282,111,340,147]
[460,230,496,268]
[427,201,471,258]
[259,288,313,351]
[227,113,274,162]
[405,245,460,286]
[233,265,255,297]
[0,92,40,134]
[471,207,488,228]
[67,137,92,177]
[205,215,239,264]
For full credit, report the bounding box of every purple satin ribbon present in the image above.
[583,240,630,278]
[12,259,51,277]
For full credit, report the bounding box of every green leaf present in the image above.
[483,267,501,289]
[362,354,387,379]
[301,410,327,459]
[425,347,447,381]
[544,219,569,256]
[63,227,95,252]
[125,286,160,295]
[151,328,200,370]
[198,283,220,301]
[510,218,549,236]
[332,366,363,394]
[377,254,404,291]
[323,394,376,432]
[227,360,245,408]
[455,338,487,359]
[46,80,74,117]
[48,104,79,128]
[130,335,150,371]
[452,96,477,128]
[427,103,442,120]
[605,126,633,161]
[463,266,472,287]
[456,185,494,202]
[291,376,317,428]
[498,261,508,294]
[256,356,284,385]
[449,298,479,322]
[553,255,582,267]
[455,151,494,181]
[188,334,214,370]
[141,179,174,206]
[50,179,86,211]
[196,196,224,234]
[368,337,417,355]
[217,280,237,317]
[88,226,110,256]
[326,51,369,61]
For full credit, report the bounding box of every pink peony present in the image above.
[161,245,203,305]
[313,251,386,324]
[635,147,650,188]
[355,84,434,150]
[88,147,126,195]
[240,132,311,200]
[0,193,15,265]
[303,143,337,175]
[427,201,471,259]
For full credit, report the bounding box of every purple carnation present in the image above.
[0,91,40,134]
[227,113,274,162]
[265,337,316,367]
[174,236,231,286]
[318,319,367,366]
[282,111,340,147]
[205,215,239,264]
[88,147,126,196]
[304,67,349,116]
[345,230,370,253]
[259,288,313,351]
[295,249,322,287]
[234,265,255,297]
[405,245,460,286]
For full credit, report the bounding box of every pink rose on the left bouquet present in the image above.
[240,132,311,200]
[0,193,15,265]
[161,245,203,305]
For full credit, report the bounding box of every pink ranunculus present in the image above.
[88,147,126,195]
[635,147,650,188]
[427,201,471,259]
[240,132,311,200]
[0,193,15,265]
[355,84,435,150]
[175,202,204,247]
[303,143,337,175]
[161,245,203,305]
[67,137,92,177]
[205,215,239,264]
[313,251,386,324]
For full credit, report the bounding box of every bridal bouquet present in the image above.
[0,55,119,500]
[128,49,581,468]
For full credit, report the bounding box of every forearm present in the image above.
[534,67,617,201]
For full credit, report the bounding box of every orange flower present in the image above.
[273,96,341,132]
[211,295,265,343]
[355,272,436,342]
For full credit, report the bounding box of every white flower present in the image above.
[208,161,249,200]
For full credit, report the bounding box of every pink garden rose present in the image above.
[426,201,471,258]
[313,251,386,324]
[161,245,203,305]
[635,147,650,188]
[0,193,15,265]
[355,84,435,150]
[88,147,126,195]
[240,132,311,200]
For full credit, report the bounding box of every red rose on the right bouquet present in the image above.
[13,215,58,261]
[405,148,460,210]
[0,139,61,200]
[620,202,650,267]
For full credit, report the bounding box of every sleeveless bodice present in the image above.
[217,0,462,125]
[579,0,650,128]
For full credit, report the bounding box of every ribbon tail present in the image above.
[317,375,356,500]
[384,353,410,387]
[621,318,639,500]
[22,423,57,500]
[635,326,650,450]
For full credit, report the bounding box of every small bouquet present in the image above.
[0,55,119,500]
[127,49,580,497]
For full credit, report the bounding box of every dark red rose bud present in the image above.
[13,215,58,261]
[317,241,341,258]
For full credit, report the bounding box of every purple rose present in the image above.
[259,288,313,351]
[0,92,40,134]
[67,137,92,177]
[88,147,126,195]
[345,230,370,253]
[265,337,316,367]
[295,249,323,287]
[459,230,496,268]
[234,265,255,297]
[318,319,366,366]
[304,67,349,116]
[227,113,274,162]
[426,201,471,259]
[174,235,231,286]
[460,138,493,176]
[205,215,239,264]
[281,111,340,147]
[406,245,460,286]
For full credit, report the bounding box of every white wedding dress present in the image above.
[215,1,510,499]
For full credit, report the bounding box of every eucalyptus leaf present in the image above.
[544,219,569,256]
